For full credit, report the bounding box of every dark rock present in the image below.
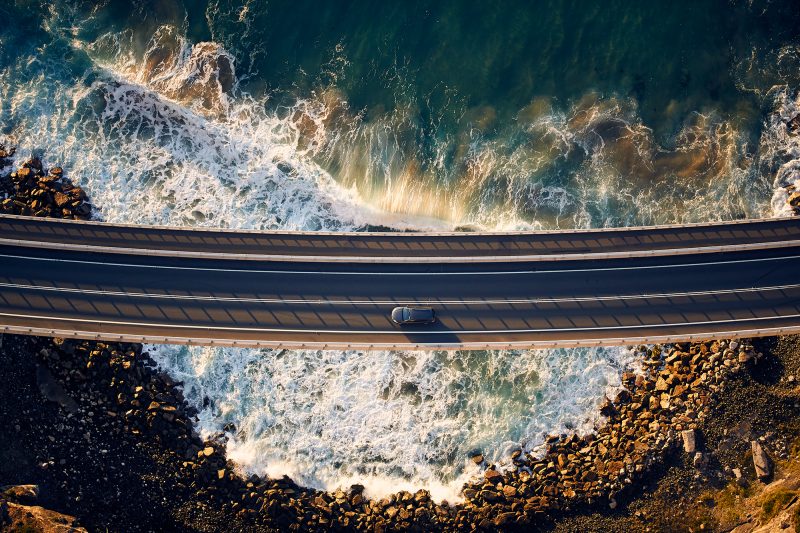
[600,396,617,417]
[36,364,79,414]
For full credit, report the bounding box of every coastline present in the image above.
[1,154,800,531]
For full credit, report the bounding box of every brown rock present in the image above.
[494,512,516,526]
[484,469,503,482]
[462,488,478,500]
[557,454,568,469]
[54,192,70,207]
[5,501,87,532]
[1,485,39,504]
[480,490,500,502]
[751,441,771,479]
[502,485,517,498]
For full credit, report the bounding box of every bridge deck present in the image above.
[0,212,798,350]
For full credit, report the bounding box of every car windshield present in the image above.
[403,308,411,321]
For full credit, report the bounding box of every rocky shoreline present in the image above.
[1,153,800,531]
[0,147,92,219]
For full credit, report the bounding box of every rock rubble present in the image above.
[0,153,92,219]
[1,483,86,532]
[25,334,757,530]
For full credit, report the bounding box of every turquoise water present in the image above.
[1,0,799,500]
[3,1,799,227]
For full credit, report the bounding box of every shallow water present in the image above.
[0,0,799,501]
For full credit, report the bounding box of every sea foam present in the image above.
[149,344,638,502]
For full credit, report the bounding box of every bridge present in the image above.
[0,214,799,350]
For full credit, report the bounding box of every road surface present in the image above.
[0,214,798,350]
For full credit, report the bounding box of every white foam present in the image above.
[149,344,637,502]
[765,89,800,216]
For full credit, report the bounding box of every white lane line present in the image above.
[1,280,798,305]
[0,310,799,335]
[0,250,799,276]
[3,236,800,263]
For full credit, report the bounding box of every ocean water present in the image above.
[1,0,799,501]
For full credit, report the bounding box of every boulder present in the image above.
[502,485,517,498]
[693,452,707,469]
[599,397,617,417]
[54,192,70,207]
[36,364,79,414]
[484,469,503,482]
[494,512,516,526]
[751,441,771,480]
[681,429,697,454]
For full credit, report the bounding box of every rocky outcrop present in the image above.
[1,484,86,532]
[447,340,754,529]
[0,157,92,219]
[27,333,758,530]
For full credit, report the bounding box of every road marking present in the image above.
[3,236,800,263]
[0,250,799,276]
[0,310,799,335]
[0,280,798,305]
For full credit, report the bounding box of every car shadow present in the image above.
[395,322,463,347]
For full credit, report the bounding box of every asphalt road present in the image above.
[0,213,799,349]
